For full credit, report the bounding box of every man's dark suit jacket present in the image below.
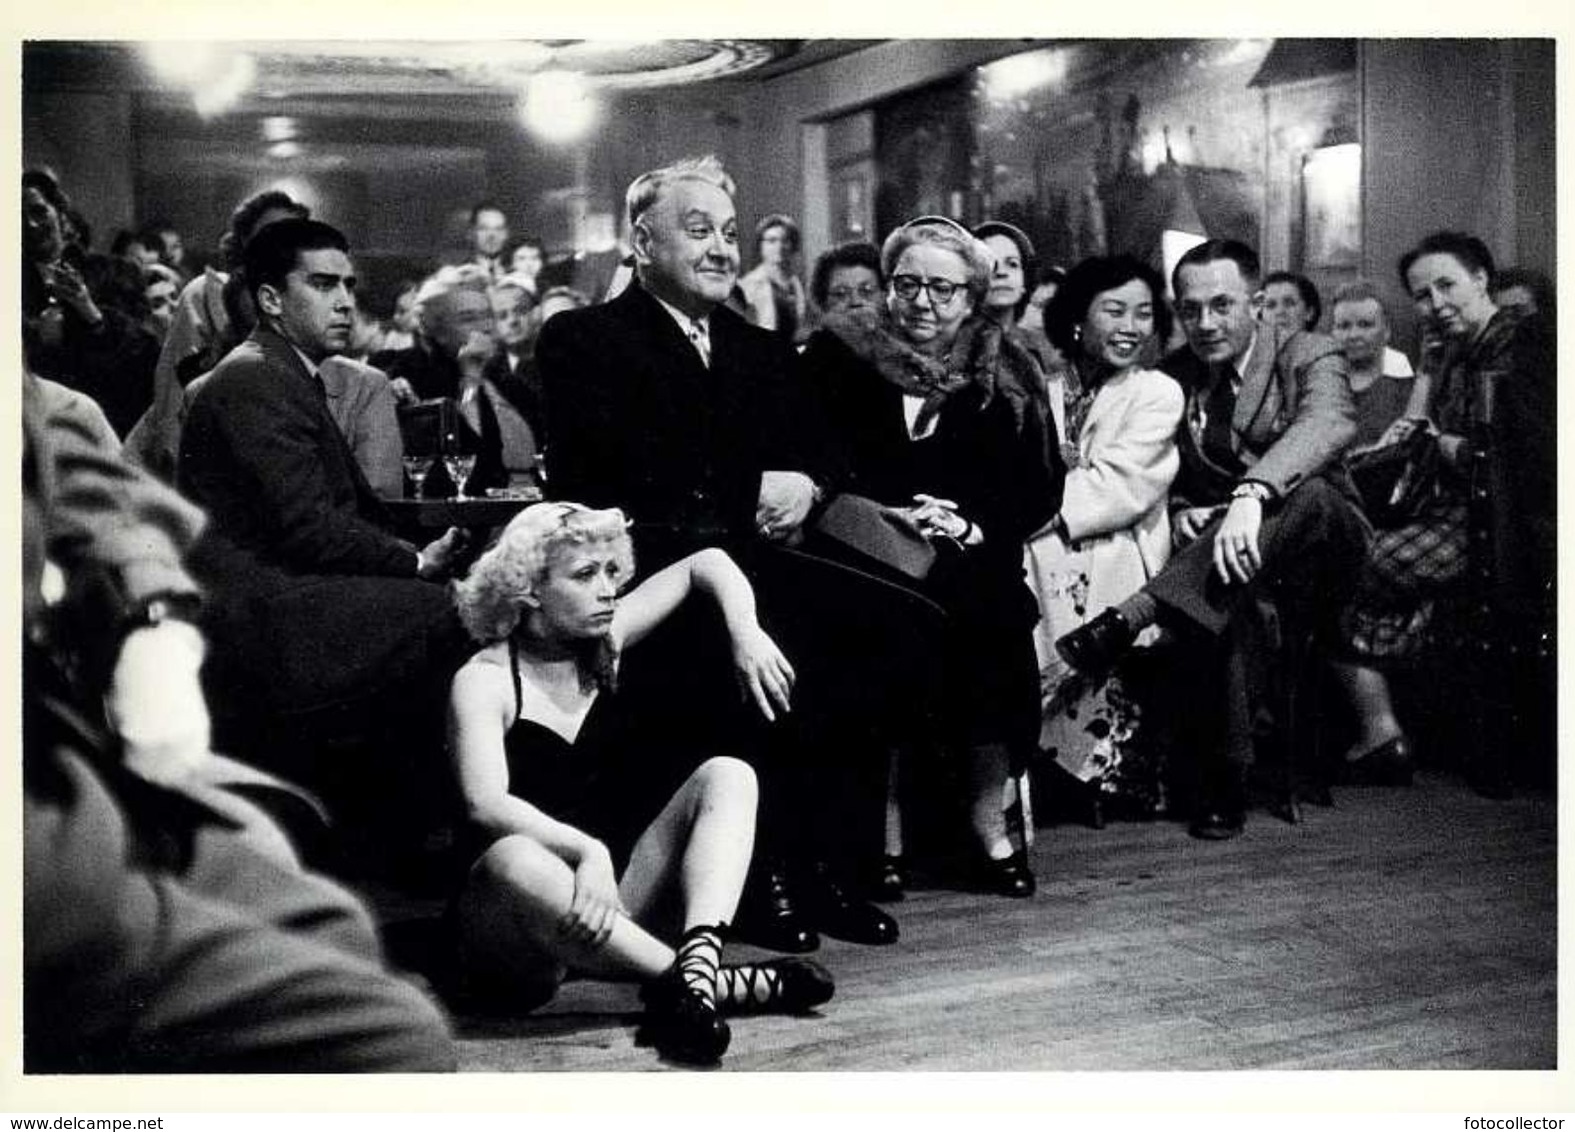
[177,328,466,749]
[537,280,831,569]
[180,327,417,578]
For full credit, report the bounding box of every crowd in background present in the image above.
[21,151,1556,1071]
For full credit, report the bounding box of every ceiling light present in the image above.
[140,41,223,86]
[262,116,298,142]
[520,70,598,144]
[192,53,255,119]
[980,48,1069,102]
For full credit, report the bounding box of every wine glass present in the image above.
[443,453,478,500]
[402,455,434,499]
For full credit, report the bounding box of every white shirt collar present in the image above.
[288,342,322,381]
[651,290,712,335]
[650,291,712,363]
[1230,330,1260,385]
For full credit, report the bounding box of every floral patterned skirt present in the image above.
[1029,533,1165,812]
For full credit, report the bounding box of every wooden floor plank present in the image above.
[434,773,1554,1072]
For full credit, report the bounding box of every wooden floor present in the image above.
[400,772,1555,1073]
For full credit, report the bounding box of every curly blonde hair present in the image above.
[453,502,635,645]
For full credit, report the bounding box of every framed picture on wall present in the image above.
[1301,142,1361,269]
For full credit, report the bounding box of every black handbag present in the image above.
[810,492,938,581]
[1347,425,1440,527]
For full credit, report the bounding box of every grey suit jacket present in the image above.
[179,328,417,579]
[1161,326,1357,508]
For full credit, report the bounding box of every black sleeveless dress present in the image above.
[491,641,662,872]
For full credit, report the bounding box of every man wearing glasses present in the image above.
[1056,239,1368,839]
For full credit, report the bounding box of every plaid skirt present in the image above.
[1342,492,1470,660]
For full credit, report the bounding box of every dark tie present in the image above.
[1201,365,1242,472]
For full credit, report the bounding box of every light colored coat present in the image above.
[1026,365,1185,650]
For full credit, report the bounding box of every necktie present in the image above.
[688,318,711,368]
[1201,365,1241,470]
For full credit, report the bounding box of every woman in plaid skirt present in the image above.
[1332,231,1553,787]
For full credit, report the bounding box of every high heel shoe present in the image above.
[870,855,906,903]
[1341,734,1415,787]
[976,850,1035,898]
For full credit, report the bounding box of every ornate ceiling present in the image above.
[243,40,790,94]
[24,40,877,98]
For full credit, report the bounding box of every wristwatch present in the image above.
[119,591,202,636]
[1229,480,1275,505]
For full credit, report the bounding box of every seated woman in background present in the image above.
[1489,266,1554,323]
[1018,262,1066,340]
[448,504,832,1066]
[1026,255,1184,815]
[1328,279,1417,452]
[1260,270,1323,333]
[380,281,422,353]
[740,213,808,343]
[973,220,1059,377]
[800,216,1060,898]
[1332,232,1553,793]
[809,240,883,321]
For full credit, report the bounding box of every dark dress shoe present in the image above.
[870,855,906,903]
[977,850,1036,898]
[802,868,899,946]
[638,974,730,1066]
[1189,807,1246,840]
[1341,735,1415,787]
[1055,608,1137,680]
[732,869,819,953]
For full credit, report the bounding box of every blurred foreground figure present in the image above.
[23,372,455,1073]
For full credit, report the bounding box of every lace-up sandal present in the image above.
[716,957,835,1014]
[638,924,730,1065]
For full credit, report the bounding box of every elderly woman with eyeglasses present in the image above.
[799,216,1062,898]
[809,240,884,321]
[447,503,833,1065]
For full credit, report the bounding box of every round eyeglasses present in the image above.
[890,274,965,305]
[827,283,880,304]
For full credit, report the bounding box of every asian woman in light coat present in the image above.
[1025,255,1183,811]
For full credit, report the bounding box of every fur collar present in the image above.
[820,307,1044,435]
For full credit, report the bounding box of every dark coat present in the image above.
[799,328,1062,750]
[537,280,832,568]
[370,342,460,403]
[180,327,417,579]
[177,328,465,745]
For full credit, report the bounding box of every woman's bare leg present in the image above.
[884,750,904,858]
[456,835,673,986]
[1331,660,1405,761]
[968,742,1014,860]
[618,756,758,934]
